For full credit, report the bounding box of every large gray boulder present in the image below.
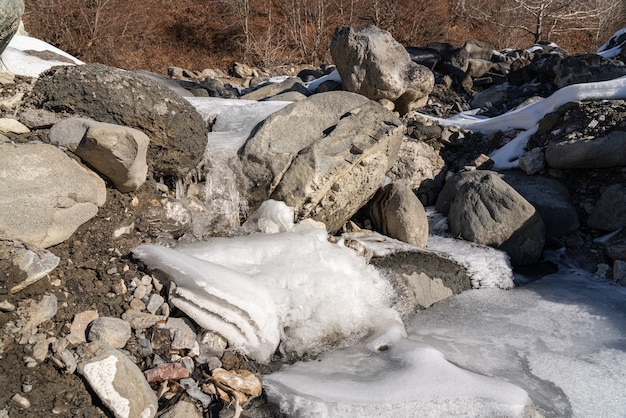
[443,171,545,265]
[239,91,404,232]
[330,25,434,114]
[50,117,149,193]
[0,143,106,248]
[29,63,208,178]
[545,130,626,169]
[366,182,429,247]
[0,0,23,56]
[501,170,579,240]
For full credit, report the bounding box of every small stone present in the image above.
[10,394,31,409]
[141,275,153,286]
[51,403,70,415]
[67,310,99,345]
[157,400,202,418]
[211,367,262,399]
[146,294,164,314]
[87,317,132,348]
[23,356,37,368]
[162,318,197,351]
[144,362,190,383]
[21,383,32,393]
[0,118,30,134]
[121,309,166,330]
[129,298,146,311]
[110,279,127,295]
[133,285,147,300]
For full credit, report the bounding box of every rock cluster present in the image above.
[1,17,626,418]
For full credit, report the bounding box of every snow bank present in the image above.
[0,34,83,77]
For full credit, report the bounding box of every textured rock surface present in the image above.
[444,171,545,265]
[545,130,626,169]
[587,184,626,231]
[50,117,149,192]
[366,182,429,247]
[29,63,207,178]
[330,25,434,114]
[0,0,23,56]
[240,91,404,232]
[0,143,106,248]
[77,344,158,418]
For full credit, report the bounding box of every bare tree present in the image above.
[451,0,623,47]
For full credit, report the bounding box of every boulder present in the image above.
[77,344,158,418]
[330,25,434,114]
[387,136,446,205]
[0,143,106,248]
[545,130,626,169]
[240,77,309,101]
[443,171,545,265]
[554,54,626,88]
[501,170,579,239]
[0,0,23,56]
[49,117,149,192]
[371,249,472,315]
[587,184,626,231]
[29,63,208,178]
[239,91,404,232]
[366,182,428,247]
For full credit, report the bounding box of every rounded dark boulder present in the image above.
[29,63,208,178]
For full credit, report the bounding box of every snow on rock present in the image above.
[417,76,626,169]
[0,34,83,77]
[133,201,400,363]
[597,28,626,59]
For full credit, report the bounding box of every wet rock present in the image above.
[240,91,404,232]
[0,0,24,56]
[49,117,149,193]
[77,343,158,418]
[587,184,626,231]
[144,362,190,383]
[331,25,434,114]
[0,143,106,248]
[444,171,545,265]
[87,317,132,349]
[366,182,429,247]
[29,63,208,178]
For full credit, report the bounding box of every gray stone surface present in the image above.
[501,170,579,239]
[240,91,404,232]
[587,184,626,231]
[29,63,207,178]
[446,171,545,265]
[0,143,106,248]
[371,249,472,316]
[0,0,23,56]
[50,117,149,192]
[367,182,429,247]
[330,25,434,114]
[78,344,158,418]
[545,130,626,169]
[87,317,132,349]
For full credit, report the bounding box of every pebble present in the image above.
[10,394,31,409]
[21,382,32,393]
[129,297,146,311]
[133,285,148,300]
[163,318,197,351]
[144,362,190,383]
[87,317,132,349]
[0,300,15,312]
[67,310,99,345]
[121,309,166,330]
[146,294,165,314]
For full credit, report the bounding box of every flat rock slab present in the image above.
[0,143,106,248]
